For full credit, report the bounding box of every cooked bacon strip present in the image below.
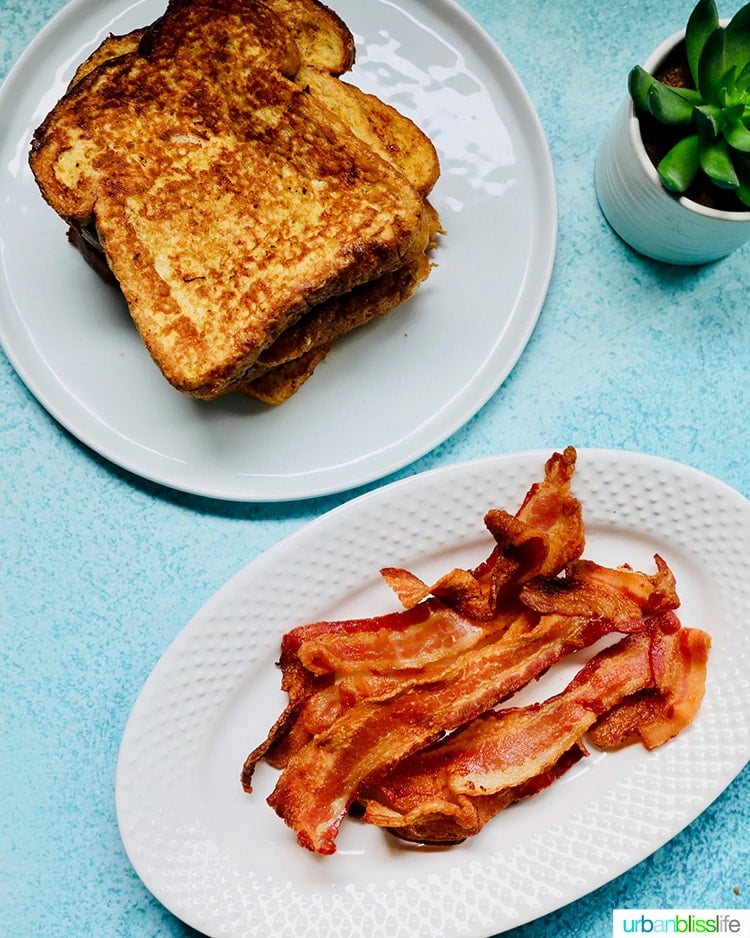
[520,555,680,623]
[266,610,644,854]
[241,600,528,787]
[250,608,537,780]
[589,614,710,750]
[290,599,495,676]
[512,445,583,555]
[381,447,584,618]
[241,699,303,788]
[240,660,331,790]
[353,744,588,846]
[643,618,710,746]
[357,626,659,843]
[584,691,661,749]
[380,564,492,619]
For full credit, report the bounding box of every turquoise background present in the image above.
[1,0,748,936]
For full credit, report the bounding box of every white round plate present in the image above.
[116,448,749,937]
[0,0,556,502]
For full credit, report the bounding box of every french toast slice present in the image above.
[262,0,354,73]
[30,0,428,400]
[67,0,354,90]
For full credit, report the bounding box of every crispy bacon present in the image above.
[266,610,645,854]
[241,599,525,789]
[251,549,672,782]
[640,627,710,747]
[241,699,303,786]
[381,446,585,618]
[380,564,492,619]
[584,691,661,749]
[356,626,659,843]
[589,614,711,750]
[357,613,709,845]
[249,528,688,850]
[289,599,496,676]
[520,555,680,624]
[352,745,588,846]
[241,448,712,856]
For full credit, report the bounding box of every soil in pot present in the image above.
[637,39,748,212]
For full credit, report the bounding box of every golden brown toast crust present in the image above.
[238,200,440,393]
[247,255,432,375]
[239,253,432,403]
[67,29,148,89]
[242,345,332,404]
[30,0,428,399]
[263,0,355,73]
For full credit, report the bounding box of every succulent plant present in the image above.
[629,0,750,206]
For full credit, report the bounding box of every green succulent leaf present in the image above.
[628,65,656,111]
[658,135,701,191]
[699,136,740,187]
[695,101,746,140]
[629,68,702,115]
[719,65,739,104]
[724,115,750,150]
[686,0,720,88]
[723,3,750,80]
[695,102,723,135]
[699,27,730,104]
[722,102,746,122]
[736,58,750,94]
[646,81,698,124]
[672,86,704,104]
[698,6,750,105]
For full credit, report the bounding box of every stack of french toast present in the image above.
[29,0,441,404]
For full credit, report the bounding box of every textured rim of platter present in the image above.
[0,0,557,502]
[116,448,749,937]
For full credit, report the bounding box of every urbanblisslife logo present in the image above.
[612,910,750,936]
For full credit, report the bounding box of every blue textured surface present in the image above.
[1,0,748,936]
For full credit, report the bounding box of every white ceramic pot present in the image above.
[595,28,750,265]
